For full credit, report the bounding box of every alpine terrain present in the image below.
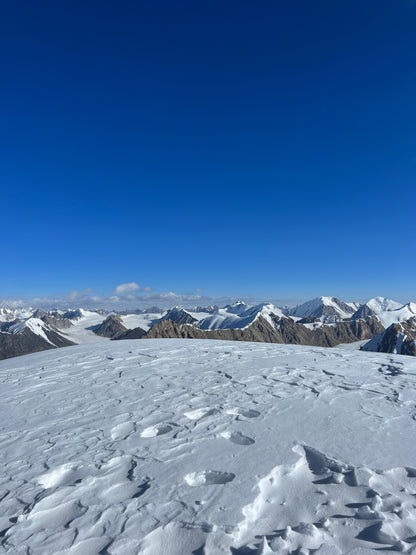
[1,296,415,361]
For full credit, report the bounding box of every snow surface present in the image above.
[60,311,112,344]
[2,339,416,554]
[336,339,370,350]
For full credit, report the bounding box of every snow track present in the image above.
[1,339,416,553]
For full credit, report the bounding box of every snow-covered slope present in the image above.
[198,302,285,330]
[366,297,403,313]
[59,310,113,344]
[8,317,55,344]
[352,297,404,321]
[120,312,164,332]
[2,340,416,553]
[289,296,357,320]
[375,302,416,329]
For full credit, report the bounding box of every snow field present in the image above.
[1,339,416,553]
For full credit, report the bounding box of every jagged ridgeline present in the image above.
[0,296,415,360]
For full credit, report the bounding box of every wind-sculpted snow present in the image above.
[1,339,416,554]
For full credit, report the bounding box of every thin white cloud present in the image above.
[113,282,140,295]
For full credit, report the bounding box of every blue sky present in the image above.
[1,0,415,307]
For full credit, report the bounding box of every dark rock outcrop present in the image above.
[297,316,321,324]
[362,318,416,356]
[116,327,147,340]
[311,316,384,348]
[94,315,127,339]
[61,309,84,320]
[351,305,376,321]
[161,308,197,326]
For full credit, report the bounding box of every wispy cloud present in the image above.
[112,282,140,295]
[112,283,154,295]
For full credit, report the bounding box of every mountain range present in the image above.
[1,296,415,360]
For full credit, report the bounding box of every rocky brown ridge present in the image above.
[116,327,147,340]
[362,317,416,356]
[141,315,384,347]
[94,314,128,339]
[32,309,73,329]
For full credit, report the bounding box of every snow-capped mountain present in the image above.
[161,307,198,326]
[0,317,74,359]
[94,314,128,339]
[288,296,358,321]
[364,296,403,313]
[2,339,416,553]
[1,296,415,360]
[198,302,285,330]
[352,297,403,321]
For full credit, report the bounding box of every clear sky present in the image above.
[1,0,415,307]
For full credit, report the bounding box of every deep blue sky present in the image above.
[1,0,415,306]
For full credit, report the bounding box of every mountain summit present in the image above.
[288,297,358,321]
